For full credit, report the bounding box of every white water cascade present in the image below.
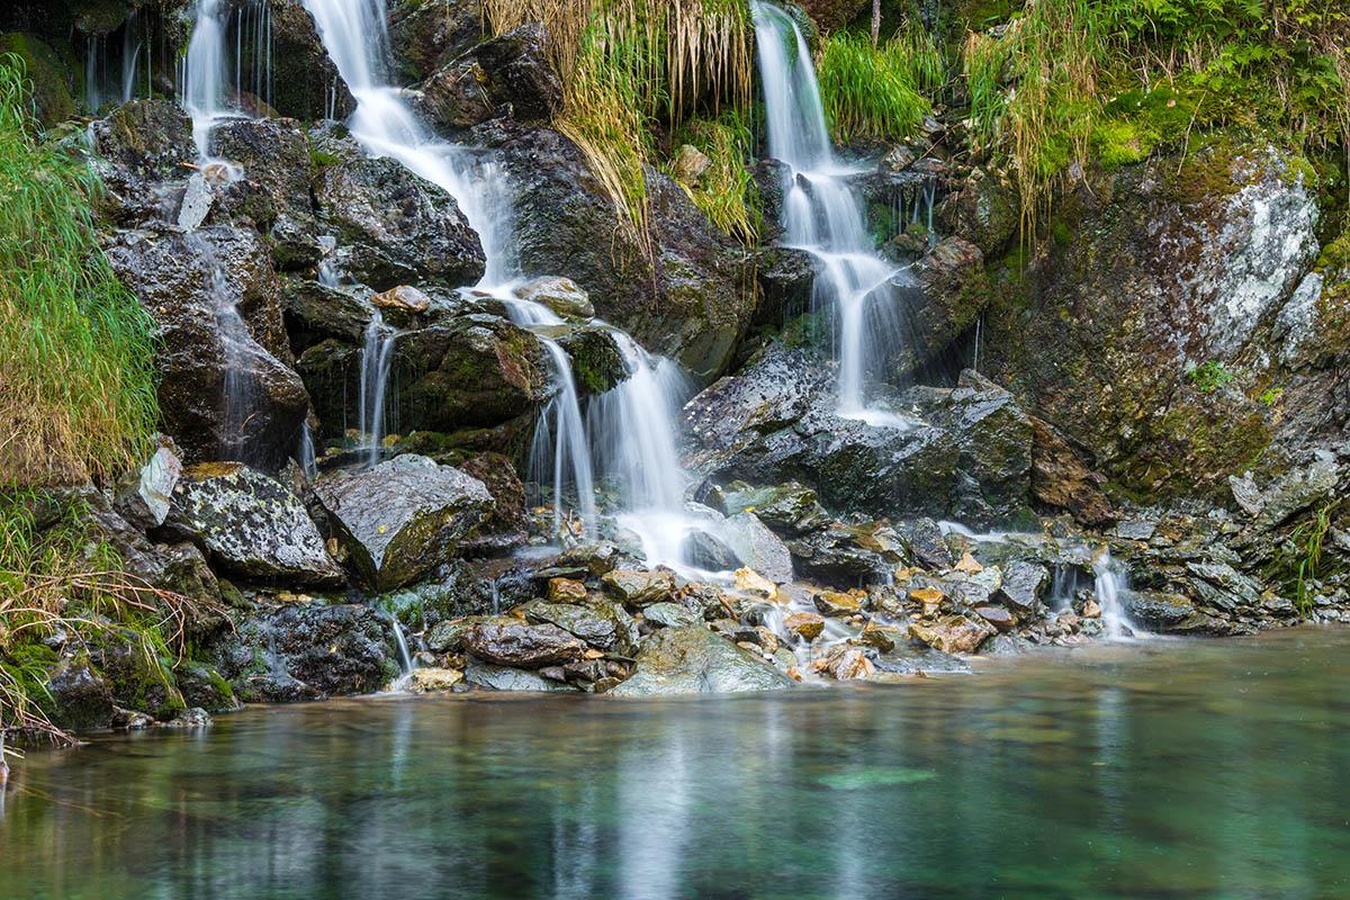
[302,0,711,562]
[358,312,398,467]
[1094,551,1145,640]
[752,1,915,419]
[181,0,232,155]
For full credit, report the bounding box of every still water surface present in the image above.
[2,628,1347,899]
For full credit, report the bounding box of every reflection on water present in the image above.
[3,629,1349,899]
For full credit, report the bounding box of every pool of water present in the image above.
[2,628,1348,899]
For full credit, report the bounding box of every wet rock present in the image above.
[281,278,378,347]
[720,512,795,584]
[166,463,342,586]
[90,508,222,607]
[814,590,863,617]
[938,166,1019,256]
[0,33,74,126]
[386,0,485,83]
[546,577,588,603]
[525,602,631,653]
[901,518,954,570]
[90,626,186,721]
[462,621,586,668]
[210,116,317,261]
[313,455,494,590]
[1031,418,1114,525]
[996,560,1049,616]
[114,446,182,530]
[1123,591,1196,629]
[511,276,595,320]
[873,644,972,676]
[1231,450,1340,530]
[373,284,432,314]
[408,668,465,692]
[107,227,309,470]
[45,658,115,731]
[418,23,562,130]
[247,0,354,121]
[896,237,988,378]
[175,661,243,714]
[464,660,580,692]
[682,529,741,571]
[719,481,830,536]
[87,99,196,225]
[789,523,900,586]
[974,606,1015,632]
[214,602,401,701]
[784,611,826,641]
[601,569,677,607]
[813,645,874,681]
[556,543,622,577]
[425,616,490,654]
[754,247,820,325]
[315,153,485,291]
[643,602,703,630]
[733,567,780,599]
[908,615,997,654]
[162,708,213,729]
[608,626,794,696]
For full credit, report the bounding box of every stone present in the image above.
[1030,418,1114,525]
[462,621,586,668]
[733,567,780,600]
[511,276,594,320]
[643,602,703,629]
[524,602,632,653]
[407,668,465,692]
[45,658,115,732]
[167,463,342,585]
[464,660,581,692]
[557,543,622,577]
[386,0,485,83]
[175,662,243,714]
[424,616,487,654]
[670,144,712,185]
[903,518,954,570]
[313,455,494,590]
[115,446,182,529]
[240,0,355,121]
[813,591,863,617]
[974,606,1015,631]
[1123,591,1198,628]
[813,646,874,681]
[681,529,741,571]
[908,615,997,654]
[608,626,794,696]
[372,284,432,314]
[784,611,826,641]
[720,512,795,584]
[996,560,1049,615]
[602,569,677,607]
[719,481,830,536]
[417,23,562,131]
[547,577,588,603]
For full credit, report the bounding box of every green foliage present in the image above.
[1280,501,1340,617]
[668,110,760,245]
[1189,360,1235,393]
[1259,387,1284,407]
[0,58,159,487]
[818,30,933,145]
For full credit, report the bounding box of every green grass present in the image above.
[667,110,760,245]
[817,30,932,145]
[0,57,159,487]
[1189,360,1236,393]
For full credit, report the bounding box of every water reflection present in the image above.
[1,629,1348,898]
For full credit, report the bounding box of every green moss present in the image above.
[0,36,76,127]
[1092,119,1157,169]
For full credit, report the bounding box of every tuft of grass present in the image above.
[0,492,222,745]
[667,109,760,245]
[0,57,159,487]
[817,30,932,145]
[1189,359,1235,393]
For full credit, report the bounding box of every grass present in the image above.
[817,30,933,145]
[1282,500,1341,618]
[667,109,760,245]
[1189,360,1235,393]
[0,57,159,487]
[0,492,220,745]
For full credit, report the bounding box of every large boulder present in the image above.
[608,626,795,696]
[417,23,562,130]
[242,0,354,121]
[313,153,485,291]
[164,462,343,586]
[86,99,197,226]
[386,0,485,84]
[462,621,586,668]
[106,226,309,470]
[312,454,494,590]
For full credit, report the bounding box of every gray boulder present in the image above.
[608,626,794,696]
[462,621,586,668]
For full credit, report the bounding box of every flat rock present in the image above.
[601,569,676,607]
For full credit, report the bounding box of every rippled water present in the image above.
[3,628,1348,899]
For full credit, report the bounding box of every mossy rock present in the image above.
[0,33,76,126]
[89,625,187,721]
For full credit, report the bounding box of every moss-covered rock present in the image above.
[0,33,76,126]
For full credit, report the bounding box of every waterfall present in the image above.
[751,1,916,418]
[358,312,397,468]
[1094,551,1145,640]
[297,420,318,480]
[121,11,145,104]
[182,0,232,155]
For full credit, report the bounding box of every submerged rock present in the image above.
[165,463,342,586]
[608,626,794,696]
[313,455,494,591]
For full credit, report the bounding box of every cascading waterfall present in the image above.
[1094,551,1145,640]
[234,0,274,114]
[121,11,146,104]
[304,0,705,560]
[182,0,232,155]
[751,1,916,419]
[358,312,397,467]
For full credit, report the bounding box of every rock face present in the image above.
[313,455,495,590]
[609,626,795,696]
[979,145,1323,496]
[417,23,562,130]
[106,226,309,471]
[686,347,1036,526]
[386,0,485,83]
[165,463,343,585]
[247,0,355,121]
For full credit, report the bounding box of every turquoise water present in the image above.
[2,628,1348,899]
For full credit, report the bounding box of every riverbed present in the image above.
[3,628,1347,899]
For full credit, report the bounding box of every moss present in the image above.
[1092,119,1156,169]
[0,34,76,127]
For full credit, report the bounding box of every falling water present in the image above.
[1094,551,1144,640]
[121,11,145,103]
[751,1,915,418]
[388,614,414,686]
[84,33,108,114]
[358,312,397,467]
[297,421,318,480]
[235,0,274,113]
[182,0,231,155]
[211,263,256,462]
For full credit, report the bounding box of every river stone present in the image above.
[464,660,580,693]
[719,481,830,536]
[386,0,485,83]
[167,463,342,586]
[908,615,997,654]
[1124,591,1197,629]
[45,658,115,732]
[525,602,622,651]
[784,611,826,641]
[608,626,794,696]
[602,569,677,607]
[720,512,795,584]
[175,661,243,714]
[417,23,562,130]
[313,455,494,591]
[682,529,742,571]
[643,602,703,630]
[114,446,182,530]
[462,621,586,668]
[996,560,1049,615]
[814,591,863,617]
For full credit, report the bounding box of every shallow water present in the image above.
[3,628,1348,899]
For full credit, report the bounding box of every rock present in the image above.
[386,0,485,83]
[0,33,74,126]
[682,529,741,571]
[87,99,197,225]
[417,23,562,130]
[896,237,988,378]
[209,115,318,263]
[556,543,622,577]
[464,659,580,692]
[601,569,677,607]
[719,481,830,535]
[463,621,585,668]
[166,463,342,585]
[733,567,780,599]
[550,324,628,395]
[106,227,309,470]
[720,512,795,583]
[908,615,997,654]
[643,602,703,629]
[425,616,487,654]
[45,658,115,731]
[511,276,594,319]
[244,0,354,121]
[996,560,1049,616]
[214,602,401,701]
[407,668,465,692]
[813,646,874,681]
[115,446,182,530]
[608,626,794,696]
[873,644,972,676]
[974,606,1016,631]
[788,523,900,586]
[813,590,863,617]
[546,577,588,603]
[1124,591,1196,629]
[454,451,528,545]
[938,166,1019,255]
[525,602,634,653]
[315,153,485,291]
[670,144,712,185]
[372,284,432,314]
[89,508,222,605]
[162,708,213,729]
[1031,418,1114,525]
[901,518,954,570]
[281,278,379,347]
[312,455,494,590]
[175,662,243,714]
[89,626,186,721]
[1238,450,1341,530]
[784,611,826,641]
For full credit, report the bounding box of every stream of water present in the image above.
[2,628,1347,898]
